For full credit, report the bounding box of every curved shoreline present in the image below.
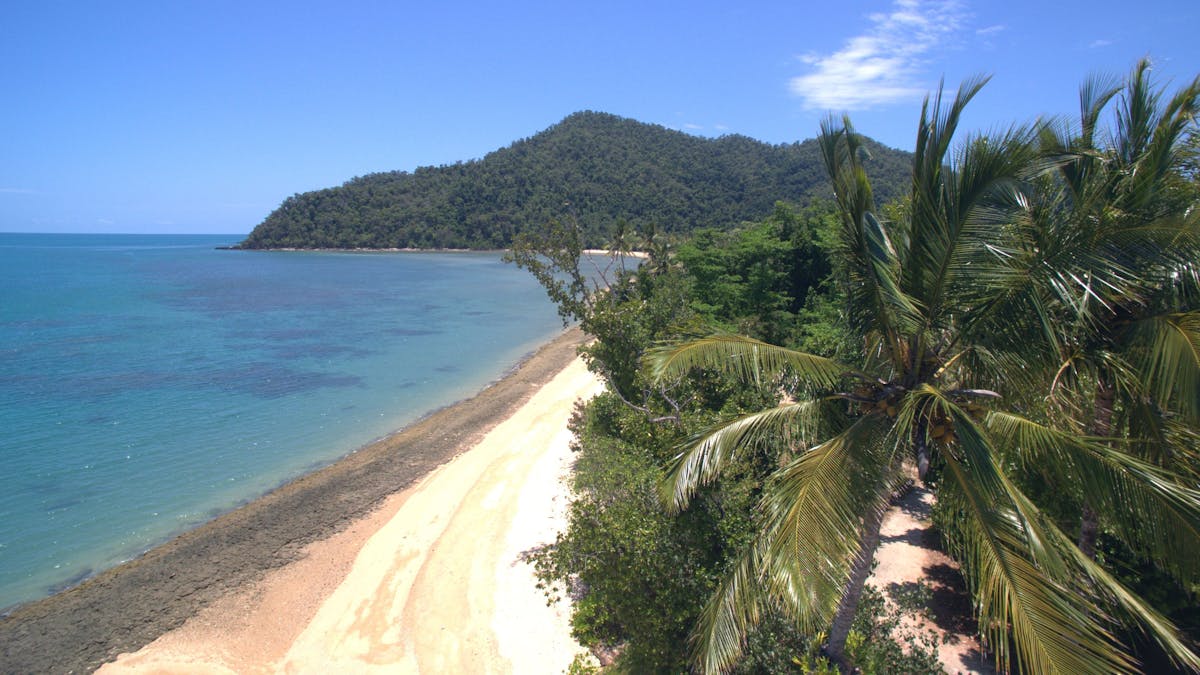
[0,326,588,674]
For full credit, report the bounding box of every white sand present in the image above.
[100,357,603,674]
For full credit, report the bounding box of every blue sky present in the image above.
[2,0,1197,234]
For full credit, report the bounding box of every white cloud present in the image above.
[0,188,37,195]
[976,24,1005,35]
[682,123,704,130]
[790,0,966,110]
[1089,39,1114,49]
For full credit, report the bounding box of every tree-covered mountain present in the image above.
[235,111,912,250]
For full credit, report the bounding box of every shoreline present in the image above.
[0,326,589,673]
[222,246,648,259]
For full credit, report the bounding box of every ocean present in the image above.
[0,233,566,612]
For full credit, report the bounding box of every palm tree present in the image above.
[1020,60,1200,560]
[647,75,1200,674]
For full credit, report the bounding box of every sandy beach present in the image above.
[0,327,598,674]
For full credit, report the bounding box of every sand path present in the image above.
[98,356,602,674]
[868,485,993,674]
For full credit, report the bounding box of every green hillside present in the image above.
[236,111,911,249]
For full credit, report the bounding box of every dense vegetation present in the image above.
[511,61,1200,674]
[235,112,911,249]
[510,204,941,673]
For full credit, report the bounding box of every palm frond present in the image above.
[1046,521,1200,672]
[917,125,1037,331]
[1079,72,1123,151]
[1123,67,1200,209]
[986,410,1200,581]
[864,211,926,335]
[906,76,990,286]
[660,399,839,512]
[894,387,1138,673]
[820,116,920,361]
[688,539,771,674]
[957,205,1068,373]
[935,419,1137,673]
[985,451,1199,673]
[1124,397,1200,472]
[939,469,1135,673]
[998,476,1200,672]
[760,414,899,610]
[645,333,854,390]
[956,396,1200,671]
[683,414,898,673]
[1123,310,1200,419]
[1113,59,1160,170]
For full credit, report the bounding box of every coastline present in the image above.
[222,246,647,259]
[0,326,590,673]
[224,247,506,253]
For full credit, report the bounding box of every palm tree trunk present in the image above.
[1079,374,1115,558]
[915,421,931,480]
[825,500,887,673]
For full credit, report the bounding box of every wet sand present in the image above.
[0,327,591,674]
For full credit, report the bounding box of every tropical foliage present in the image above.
[513,207,946,672]
[647,63,1200,674]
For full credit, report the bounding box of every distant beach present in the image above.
[0,327,594,673]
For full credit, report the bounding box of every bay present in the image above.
[0,233,565,611]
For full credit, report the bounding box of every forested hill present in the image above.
[236,111,912,250]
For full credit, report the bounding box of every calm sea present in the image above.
[0,233,566,611]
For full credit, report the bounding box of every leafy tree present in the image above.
[674,202,835,347]
[647,75,1200,674]
[504,217,698,406]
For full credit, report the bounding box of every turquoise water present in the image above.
[0,233,565,611]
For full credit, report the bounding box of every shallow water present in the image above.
[0,233,564,610]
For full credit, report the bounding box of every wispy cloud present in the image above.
[975,23,1004,50]
[790,0,966,110]
[1089,39,1114,49]
[0,187,37,195]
